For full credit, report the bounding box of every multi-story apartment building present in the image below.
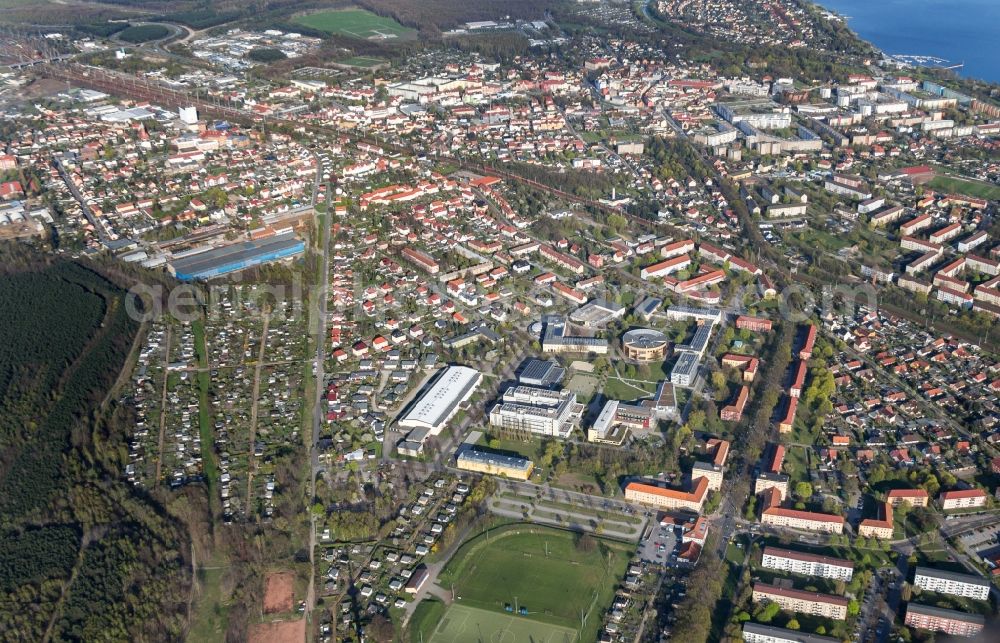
[761,504,845,534]
[939,489,987,511]
[751,583,848,620]
[761,547,854,581]
[904,603,985,637]
[624,477,708,513]
[913,567,990,600]
[721,385,749,422]
[886,488,929,507]
[736,315,773,332]
[742,623,839,643]
[691,461,724,492]
[858,502,894,540]
[755,472,789,501]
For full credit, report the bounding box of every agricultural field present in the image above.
[293,8,415,41]
[434,525,630,642]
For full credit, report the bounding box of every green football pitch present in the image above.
[428,604,577,643]
[293,9,415,40]
[433,525,629,641]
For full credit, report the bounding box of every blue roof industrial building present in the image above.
[169,233,305,281]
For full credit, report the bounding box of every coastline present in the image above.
[810,0,1000,84]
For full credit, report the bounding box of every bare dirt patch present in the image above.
[248,618,305,643]
[263,571,295,614]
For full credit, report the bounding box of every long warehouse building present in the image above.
[397,365,481,435]
[170,232,305,281]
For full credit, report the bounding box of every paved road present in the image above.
[304,165,332,630]
[940,510,1000,539]
[53,158,111,241]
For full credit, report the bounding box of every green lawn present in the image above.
[603,377,656,400]
[410,598,447,642]
[928,175,1000,201]
[787,227,851,254]
[293,9,415,40]
[565,372,599,398]
[436,525,629,641]
[338,55,388,68]
[781,444,810,486]
[188,561,230,642]
[429,604,577,643]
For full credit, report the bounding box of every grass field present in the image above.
[564,372,598,398]
[188,564,230,641]
[338,55,387,68]
[603,376,656,400]
[928,175,1000,201]
[429,604,577,643]
[435,525,629,642]
[293,8,415,40]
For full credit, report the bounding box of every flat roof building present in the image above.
[398,366,481,435]
[676,324,714,357]
[588,400,630,445]
[518,359,566,387]
[742,623,839,643]
[904,603,985,637]
[751,583,848,620]
[568,298,625,327]
[170,233,305,281]
[489,387,582,439]
[755,472,789,501]
[665,305,722,324]
[622,328,670,362]
[456,447,533,480]
[913,567,990,600]
[762,546,854,581]
[671,352,701,387]
[541,319,609,354]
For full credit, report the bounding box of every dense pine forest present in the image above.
[0,250,190,642]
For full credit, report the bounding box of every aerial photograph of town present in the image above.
[0,0,999,642]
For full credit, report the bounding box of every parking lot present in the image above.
[639,519,680,564]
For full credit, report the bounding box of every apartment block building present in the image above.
[761,505,845,534]
[939,489,987,511]
[761,547,854,582]
[742,623,839,643]
[913,567,990,600]
[624,477,708,513]
[886,488,929,507]
[904,603,985,637]
[751,583,848,620]
[754,472,790,501]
